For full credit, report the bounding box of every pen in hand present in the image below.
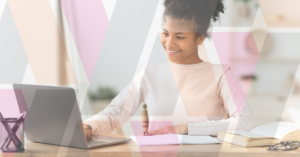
[141,103,149,136]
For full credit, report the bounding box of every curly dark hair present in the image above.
[163,0,225,39]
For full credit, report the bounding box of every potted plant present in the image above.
[88,87,117,112]
[235,0,252,18]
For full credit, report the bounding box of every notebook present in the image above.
[217,122,300,147]
[130,134,222,146]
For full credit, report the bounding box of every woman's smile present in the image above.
[166,49,182,55]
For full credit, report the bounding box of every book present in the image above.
[217,122,300,147]
[130,134,221,146]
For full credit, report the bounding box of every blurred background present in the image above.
[82,0,300,126]
[1,0,300,134]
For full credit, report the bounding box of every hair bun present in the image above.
[163,0,172,7]
[212,0,225,22]
[163,0,225,38]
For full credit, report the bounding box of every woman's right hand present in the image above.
[83,123,92,141]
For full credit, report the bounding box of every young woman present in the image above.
[83,0,256,140]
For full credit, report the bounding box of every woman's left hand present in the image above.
[144,124,188,136]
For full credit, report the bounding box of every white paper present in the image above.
[130,134,221,146]
[180,135,222,144]
[130,134,180,146]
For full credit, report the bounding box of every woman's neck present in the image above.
[169,56,203,65]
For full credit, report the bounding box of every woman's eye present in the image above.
[177,37,185,40]
[163,33,168,36]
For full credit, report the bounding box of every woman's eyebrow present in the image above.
[163,28,185,35]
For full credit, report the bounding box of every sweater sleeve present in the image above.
[187,66,257,136]
[83,68,146,135]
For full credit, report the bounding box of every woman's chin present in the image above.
[166,54,180,62]
[167,58,180,64]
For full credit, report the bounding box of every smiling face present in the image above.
[160,16,205,64]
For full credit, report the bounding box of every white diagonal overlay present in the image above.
[134,0,164,76]
[22,63,36,84]
[102,0,117,22]
[0,0,7,21]
[49,1,90,156]
[49,0,90,110]
[203,39,221,64]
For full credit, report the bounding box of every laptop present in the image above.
[13,84,131,149]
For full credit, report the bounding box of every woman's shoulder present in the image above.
[134,63,169,79]
[209,63,231,70]
[144,62,169,71]
[207,62,232,77]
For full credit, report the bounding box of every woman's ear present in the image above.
[197,36,206,45]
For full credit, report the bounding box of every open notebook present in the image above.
[130,134,222,146]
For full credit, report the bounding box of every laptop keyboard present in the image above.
[88,140,108,146]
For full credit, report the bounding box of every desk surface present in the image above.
[1,136,300,157]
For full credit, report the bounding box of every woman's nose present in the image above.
[166,37,176,47]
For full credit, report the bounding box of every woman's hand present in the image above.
[83,123,92,140]
[144,124,188,136]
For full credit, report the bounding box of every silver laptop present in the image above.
[13,84,131,149]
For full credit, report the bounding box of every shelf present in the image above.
[231,56,300,63]
[246,93,288,98]
[258,57,300,63]
[265,19,300,28]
